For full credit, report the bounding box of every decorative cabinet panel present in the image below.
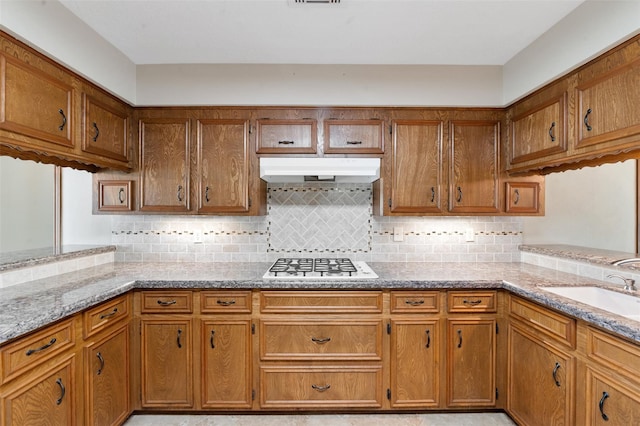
[256,119,317,154]
[139,118,190,212]
[0,52,73,148]
[510,93,568,164]
[81,92,129,163]
[324,119,384,154]
[585,367,640,425]
[388,120,443,214]
[507,322,574,426]
[505,182,540,214]
[197,119,250,213]
[97,180,132,212]
[448,120,500,213]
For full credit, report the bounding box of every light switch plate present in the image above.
[393,227,404,242]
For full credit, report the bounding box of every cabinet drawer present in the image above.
[260,291,383,314]
[1,319,75,384]
[140,291,193,314]
[448,291,497,313]
[98,180,133,211]
[587,327,640,379]
[390,291,440,313]
[505,182,540,214]
[256,119,317,154]
[83,294,131,338]
[260,365,383,408]
[509,296,576,348]
[260,320,382,360]
[324,119,384,154]
[201,291,252,314]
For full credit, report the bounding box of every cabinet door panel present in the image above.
[390,320,439,407]
[256,119,317,153]
[0,54,73,148]
[197,119,250,213]
[390,120,442,213]
[202,320,252,408]
[82,93,129,162]
[139,119,190,212]
[324,119,384,154]
[140,319,193,408]
[449,121,499,213]
[586,367,640,426]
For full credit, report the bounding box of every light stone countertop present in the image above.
[1,261,639,345]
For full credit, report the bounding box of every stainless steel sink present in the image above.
[540,286,640,321]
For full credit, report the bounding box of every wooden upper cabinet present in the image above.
[0,53,73,148]
[511,93,567,164]
[324,119,384,154]
[81,92,129,163]
[576,57,640,149]
[256,119,317,154]
[197,119,250,214]
[449,120,500,213]
[389,120,443,214]
[139,118,190,212]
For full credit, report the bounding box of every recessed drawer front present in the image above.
[448,291,497,313]
[256,119,317,154]
[324,119,384,154]
[260,291,383,314]
[83,294,130,338]
[587,327,640,378]
[140,291,193,314]
[390,291,440,313]
[201,290,252,314]
[260,320,383,360]
[509,296,576,348]
[260,365,383,408]
[1,319,75,384]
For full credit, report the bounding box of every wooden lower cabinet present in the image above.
[507,322,574,425]
[140,319,193,408]
[201,320,253,409]
[1,355,76,426]
[84,324,130,426]
[585,367,640,425]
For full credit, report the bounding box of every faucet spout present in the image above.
[607,274,637,292]
[611,258,640,266]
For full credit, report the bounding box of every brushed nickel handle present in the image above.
[425,329,431,349]
[210,330,215,349]
[548,122,556,142]
[584,108,592,131]
[177,328,183,349]
[599,391,609,421]
[92,122,100,142]
[118,188,125,204]
[216,299,236,306]
[157,299,177,306]
[99,307,118,319]
[457,329,463,348]
[312,384,331,392]
[311,337,331,344]
[56,378,65,405]
[463,299,482,306]
[58,109,67,131]
[26,338,57,356]
[96,352,105,375]
[552,362,561,387]
[405,299,425,306]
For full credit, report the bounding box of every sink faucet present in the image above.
[611,258,640,266]
[607,274,637,292]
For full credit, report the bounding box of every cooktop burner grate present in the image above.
[265,258,375,279]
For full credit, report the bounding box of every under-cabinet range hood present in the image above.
[259,157,380,183]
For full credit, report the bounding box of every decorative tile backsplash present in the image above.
[111,183,524,263]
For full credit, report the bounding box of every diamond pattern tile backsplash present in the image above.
[110,183,524,263]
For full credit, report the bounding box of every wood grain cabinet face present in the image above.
[449,121,500,213]
[0,53,73,148]
[576,57,640,149]
[507,322,574,426]
[324,119,384,154]
[510,93,568,164]
[197,119,250,214]
[139,118,190,212]
[389,120,443,214]
[256,119,317,154]
[81,93,129,163]
[84,324,130,426]
[505,182,540,214]
[585,367,640,426]
[98,180,132,212]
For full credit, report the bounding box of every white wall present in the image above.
[503,0,640,104]
[523,160,636,252]
[61,168,112,246]
[0,0,136,103]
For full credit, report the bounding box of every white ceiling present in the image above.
[58,0,586,66]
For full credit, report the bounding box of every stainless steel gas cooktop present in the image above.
[262,258,378,280]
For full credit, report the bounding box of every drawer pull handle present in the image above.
[457,329,463,348]
[405,299,425,306]
[599,391,609,421]
[463,299,482,306]
[278,140,295,145]
[205,186,210,203]
[99,307,118,319]
[118,188,125,204]
[26,337,57,356]
[584,108,593,131]
[177,185,183,202]
[425,329,431,349]
[312,384,331,392]
[210,330,216,349]
[430,187,435,203]
[548,121,556,142]
[157,300,177,306]
[56,378,65,405]
[346,140,362,145]
[513,189,520,205]
[96,352,105,375]
[216,299,236,306]
[311,337,331,344]
[456,186,463,203]
[177,328,183,349]
[92,122,100,141]
[552,362,561,387]
[58,109,67,131]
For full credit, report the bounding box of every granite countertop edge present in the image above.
[1,261,639,346]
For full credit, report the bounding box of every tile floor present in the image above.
[123,412,517,426]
